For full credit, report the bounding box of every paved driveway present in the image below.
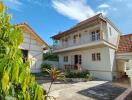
[40,80,127,100]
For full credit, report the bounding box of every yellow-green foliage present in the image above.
[0,2,45,100]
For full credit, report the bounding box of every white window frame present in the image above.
[91,30,100,41]
[92,53,101,61]
[64,56,68,62]
[109,27,112,36]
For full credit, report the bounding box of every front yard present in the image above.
[39,80,127,100]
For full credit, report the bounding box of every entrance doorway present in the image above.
[74,55,82,64]
[21,49,28,62]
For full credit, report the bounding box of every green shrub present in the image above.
[84,73,92,81]
[41,63,52,75]
[0,3,45,99]
[43,53,58,61]
[65,70,92,80]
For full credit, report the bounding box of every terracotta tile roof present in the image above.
[117,34,132,53]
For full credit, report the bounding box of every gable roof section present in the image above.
[16,23,49,49]
[117,34,132,53]
[51,13,121,40]
[51,14,103,40]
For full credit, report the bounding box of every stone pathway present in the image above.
[40,80,127,100]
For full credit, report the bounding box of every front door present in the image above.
[74,55,82,64]
[74,55,78,64]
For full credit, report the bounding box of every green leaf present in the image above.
[2,71,9,91]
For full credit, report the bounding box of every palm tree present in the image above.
[45,67,65,99]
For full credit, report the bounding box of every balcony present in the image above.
[52,31,108,53]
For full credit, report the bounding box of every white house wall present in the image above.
[106,22,120,46]
[108,48,117,79]
[19,31,43,73]
[59,24,101,47]
[58,47,114,80]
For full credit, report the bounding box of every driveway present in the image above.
[40,80,127,100]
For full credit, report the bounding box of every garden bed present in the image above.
[65,70,92,82]
[66,78,90,82]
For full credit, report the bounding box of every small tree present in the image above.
[45,67,65,98]
[0,2,45,100]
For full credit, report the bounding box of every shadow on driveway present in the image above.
[77,82,127,100]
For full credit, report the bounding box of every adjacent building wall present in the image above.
[19,31,44,73]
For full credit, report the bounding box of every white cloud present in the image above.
[3,0,23,11]
[98,3,110,9]
[52,0,100,22]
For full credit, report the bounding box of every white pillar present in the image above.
[126,69,132,86]
[130,77,132,86]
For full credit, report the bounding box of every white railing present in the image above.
[53,31,104,50]
[53,39,101,50]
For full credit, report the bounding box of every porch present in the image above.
[116,53,132,86]
[64,64,82,70]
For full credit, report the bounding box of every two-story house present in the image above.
[51,14,132,81]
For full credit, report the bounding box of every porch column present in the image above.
[100,21,104,40]
[100,30,104,40]
[126,69,132,86]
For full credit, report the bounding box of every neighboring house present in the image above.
[17,23,49,73]
[51,13,132,81]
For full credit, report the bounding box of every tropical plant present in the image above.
[41,63,51,74]
[45,67,65,99]
[0,2,45,100]
[43,52,58,61]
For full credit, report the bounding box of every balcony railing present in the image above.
[53,31,104,50]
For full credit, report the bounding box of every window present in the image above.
[91,32,96,41]
[73,35,77,44]
[97,53,101,61]
[64,56,68,62]
[92,53,96,61]
[21,49,28,62]
[96,30,100,40]
[78,55,82,64]
[79,34,81,38]
[92,53,101,61]
[109,27,112,36]
[74,55,82,64]
[91,30,100,41]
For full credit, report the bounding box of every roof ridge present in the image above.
[121,33,132,36]
[76,13,103,26]
[16,23,49,49]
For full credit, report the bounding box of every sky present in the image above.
[1,0,132,45]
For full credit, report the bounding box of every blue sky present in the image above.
[2,0,132,45]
